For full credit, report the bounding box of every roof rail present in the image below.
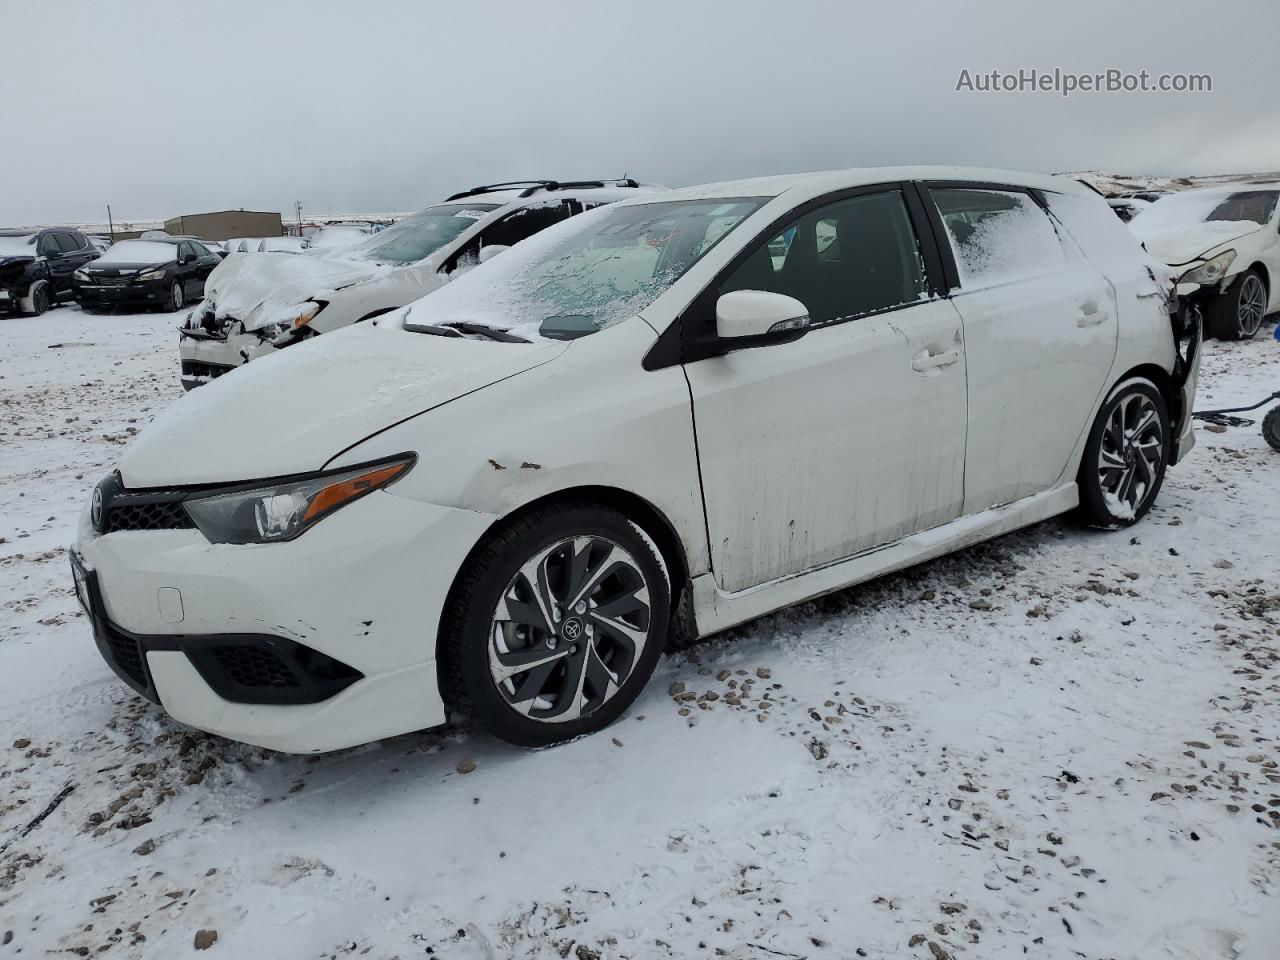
[445,178,640,202]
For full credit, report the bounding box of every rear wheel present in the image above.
[1207,268,1267,340]
[440,503,670,747]
[1076,378,1169,528]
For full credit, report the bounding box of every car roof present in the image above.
[613,166,1090,207]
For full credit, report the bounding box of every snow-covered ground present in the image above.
[1,305,1279,960]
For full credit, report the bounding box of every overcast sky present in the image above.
[4,0,1278,225]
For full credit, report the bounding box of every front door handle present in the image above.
[911,347,961,372]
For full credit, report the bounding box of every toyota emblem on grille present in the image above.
[91,487,104,532]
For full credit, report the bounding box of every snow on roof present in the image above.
[617,166,1089,206]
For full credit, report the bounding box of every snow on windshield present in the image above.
[349,204,498,265]
[1131,189,1279,235]
[404,198,765,341]
[308,227,370,251]
[0,235,37,258]
[934,189,1068,287]
[92,240,179,265]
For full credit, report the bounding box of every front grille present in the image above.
[104,625,148,688]
[211,645,301,690]
[181,360,233,380]
[89,275,134,286]
[103,500,194,533]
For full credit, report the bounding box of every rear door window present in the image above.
[930,188,1070,287]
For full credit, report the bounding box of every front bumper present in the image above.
[75,279,167,307]
[178,327,279,389]
[74,488,497,753]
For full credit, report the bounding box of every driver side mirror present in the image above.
[715,290,811,341]
[180,253,196,265]
[478,244,510,264]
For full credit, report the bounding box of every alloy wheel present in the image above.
[171,282,184,312]
[488,535,652,723]
[1097,392,1165,514]
[1238,274,1266,337]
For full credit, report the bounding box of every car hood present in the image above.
[120,321,567,487]
[1132,220,1262,266]
[0,255,36,270]
[204,252,394,331]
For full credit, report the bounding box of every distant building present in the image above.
[162,209,283,242]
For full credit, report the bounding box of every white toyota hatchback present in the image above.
[72,167,1199,753]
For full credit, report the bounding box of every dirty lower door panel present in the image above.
[686,297,968,593]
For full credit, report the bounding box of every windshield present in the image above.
[404,198,766,341]
[260,237,307,253]
[93,240,179,265]
[349,203,498,264]
[1132,189,1279,234]
[0,234,37,258]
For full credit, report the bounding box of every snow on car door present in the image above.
[685,189,967,593]
[926,185,1118,515]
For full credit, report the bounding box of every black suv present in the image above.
[74,236,222,313]
[0,227,99,315]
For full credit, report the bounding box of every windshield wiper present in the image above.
[445,321,531,343]
[403,320,530,343]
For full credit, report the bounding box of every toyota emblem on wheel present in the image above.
[561,617,583,641]
[91,487,104,532]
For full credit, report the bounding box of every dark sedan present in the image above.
[0,227,99,315]
[73,237,221,313]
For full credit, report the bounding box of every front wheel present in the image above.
[440,503,670,747]
[1207,268,1267,340]
[168,281,184,313]
[27,281,51,316]
[1076,378,1170,528]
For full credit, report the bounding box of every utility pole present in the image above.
[295,201,303,237]
[107,204,115,242]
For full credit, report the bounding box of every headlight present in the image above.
[182,455,414,544]
[290,301,323,328]
[73,269,89,281]
[1179,249,1236,286]
[138,268,167,282]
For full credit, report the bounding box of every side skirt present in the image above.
[691,483,1078,637]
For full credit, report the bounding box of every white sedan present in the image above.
[72,166,1197,753]
[1131,184,1279,339]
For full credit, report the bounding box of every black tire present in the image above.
[1076,378,1170,528]
[168,281,184,313]
[1207,268,1267,340]
[28,282,51,316]
[440,502,671,747]
[1263,406,1280,453]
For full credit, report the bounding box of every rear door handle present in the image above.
[1077,302,1109,327]
[911,347,961,372]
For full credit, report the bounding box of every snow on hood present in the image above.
[120,321,566,486]
[1131,220,1261,266]
[202,252,393,331]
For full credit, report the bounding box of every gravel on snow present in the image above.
[1,306,1278,959]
